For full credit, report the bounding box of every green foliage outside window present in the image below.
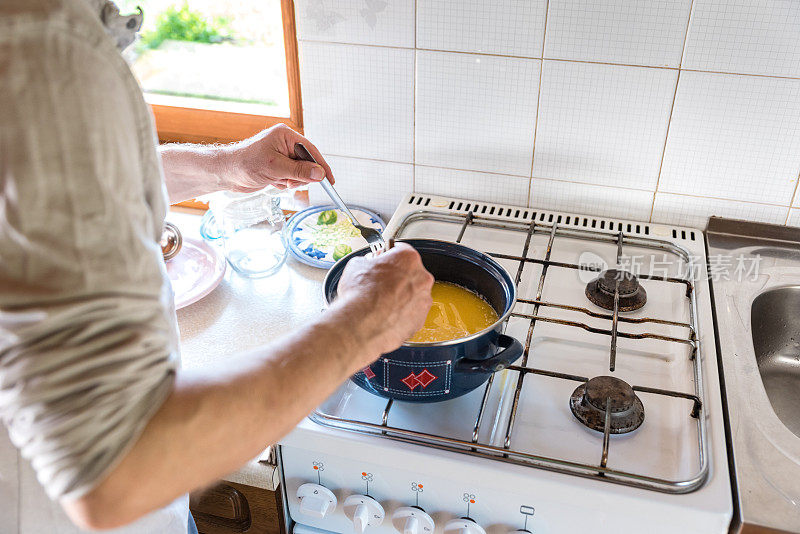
[140,2,234,49]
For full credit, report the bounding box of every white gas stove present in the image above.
[279,194,732,534]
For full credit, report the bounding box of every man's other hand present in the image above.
[219,123,334,192]
[337,244,434,360]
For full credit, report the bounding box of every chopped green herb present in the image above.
[332,244,352,260]
[317,210,338,225]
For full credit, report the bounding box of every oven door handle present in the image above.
[455,335,523,373]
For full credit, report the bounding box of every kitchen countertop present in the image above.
[168,207,328,490]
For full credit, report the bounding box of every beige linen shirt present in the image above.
[1,0,187,531]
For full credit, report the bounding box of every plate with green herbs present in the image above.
[284,205,386,269]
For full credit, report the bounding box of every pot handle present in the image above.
[455,335,523,373]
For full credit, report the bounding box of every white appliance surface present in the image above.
[280,194,732,534]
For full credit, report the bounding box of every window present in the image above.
[117,0,303,143]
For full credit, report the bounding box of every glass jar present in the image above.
[209,187,287,278]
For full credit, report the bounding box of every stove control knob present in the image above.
[391,506,435,534]
[344,495,385,533]
[297,483,337,518]
[443,518,486,534]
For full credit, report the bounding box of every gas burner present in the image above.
[585,269,647,312]
[569,376,644,434]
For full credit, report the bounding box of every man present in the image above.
[0,0,434,532]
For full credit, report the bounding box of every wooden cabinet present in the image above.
[190,481,286,534]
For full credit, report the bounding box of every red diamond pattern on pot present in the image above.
[401,373,420,390]
[363,366,376,379]
[415,369,437,388]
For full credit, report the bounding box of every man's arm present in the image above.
[63,245,433,530]
[159,124,335,204]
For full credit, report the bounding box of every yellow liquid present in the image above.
[408,282,499,343]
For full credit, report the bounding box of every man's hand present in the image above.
[219,123,334,192]
[337,244,434,360]
[160,123,333,203]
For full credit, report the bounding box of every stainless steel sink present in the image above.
[751,286,800,439]
[707,217,800,534]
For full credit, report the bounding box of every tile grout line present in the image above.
[680,67,800,81]
[647,70,681,221]
[649,0,695,223]
[533,176,653,193]
[528,0,550,209]
[544,56,678,71]
[321,152,794,208]
[784,171,800,225]
[301,39,676,67]
[654,190,792,208]
[411,0,417,193]
[324,153,531,180]
[326,151,797,209]
[299,38,800,81]
[324,148,795,211]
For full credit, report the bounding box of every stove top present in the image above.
[280,194,732,534]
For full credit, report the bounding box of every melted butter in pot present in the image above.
[408,281,499,343]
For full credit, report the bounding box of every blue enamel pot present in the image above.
[323,239,523,403]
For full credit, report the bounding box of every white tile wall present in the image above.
[660,71,800,205]
[415,166,530,206]
[545,0,691,67]
[787,209,800,227]
[294,0,415,47]
[308,155,414,220]
[683,0,800,78]
[533,61,677,190]
[295,0,800,228]
[416,0,547,57]
[299,42,414,162]
[530,179,655,221]
[415,51,540,176]
[652,193,789,228]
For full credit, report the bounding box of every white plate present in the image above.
[166,237,226,309]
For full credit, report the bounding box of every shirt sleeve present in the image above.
[0,15,178,500]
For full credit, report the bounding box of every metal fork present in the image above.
[294,142,387,255]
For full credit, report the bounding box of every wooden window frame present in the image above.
[153,0,303,145]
